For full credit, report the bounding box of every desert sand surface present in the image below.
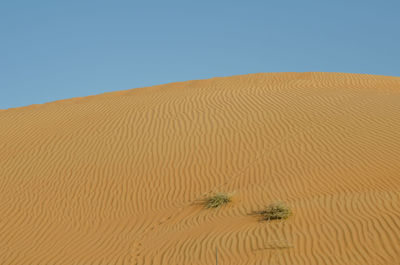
[1,72,400,265]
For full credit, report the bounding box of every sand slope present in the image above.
[1,72,400,265]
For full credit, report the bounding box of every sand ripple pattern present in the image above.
[0,72,400,264]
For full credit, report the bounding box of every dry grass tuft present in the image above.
[204,192,233,208]
[260,202,291,220]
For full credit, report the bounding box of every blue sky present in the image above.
[1,0,399,109]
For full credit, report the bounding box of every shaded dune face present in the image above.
[1,72,400,265]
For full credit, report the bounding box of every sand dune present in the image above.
[0,72,400,264]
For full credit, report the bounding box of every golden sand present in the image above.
[1,72,400,264]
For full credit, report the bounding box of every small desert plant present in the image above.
[204,192,232,208]
[260,202,291,220]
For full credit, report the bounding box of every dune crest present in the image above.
[1,72,400,264]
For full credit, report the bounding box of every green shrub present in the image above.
[260,202,291,220]
[204,192,232,208]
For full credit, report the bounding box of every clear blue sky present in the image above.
[1,0,399,109]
